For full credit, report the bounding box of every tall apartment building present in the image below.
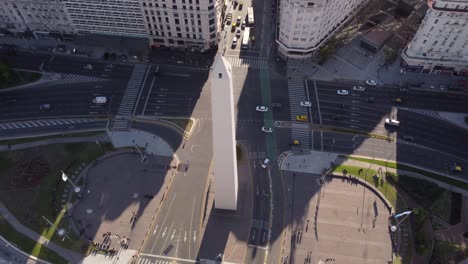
[0,0,220,51]
[0,0,76,37]
[63,0,148,38]
[141,0,220,50]
[277,0,367,60]
[401,0,468,75]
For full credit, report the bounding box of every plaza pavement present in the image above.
[280,151,394,264]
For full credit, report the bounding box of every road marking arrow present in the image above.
[171,229,176,240]
[184,231,187,242]
[153,225,159,236]
[162,227,167,238]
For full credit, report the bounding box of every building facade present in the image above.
[0,0,76,37]
[401,0,468,75]
[63,0,148,38]
[0,0,220,50]
[277,0,367,60]
[141,0,220,50]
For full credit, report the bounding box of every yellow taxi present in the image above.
[296,115,308,122]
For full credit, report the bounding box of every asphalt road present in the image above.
[305,80,468,160]
[0,80,127,119]
[135,67,210,118]
[134,117,213,262]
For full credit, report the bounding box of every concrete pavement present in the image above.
[108,129,174,157]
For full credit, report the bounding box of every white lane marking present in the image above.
[162,227,167,238]
[184,231,187,242]
[138,253,197,263]
[189,196,196,259]
[193,231,196,243]
[171,229,176,240]
[153,225,159,236]
[150,194,177,252]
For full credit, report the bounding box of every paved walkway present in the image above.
[108,129,173,157]
[0,130,176,264]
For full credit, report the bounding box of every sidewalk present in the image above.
[108,129,174,157]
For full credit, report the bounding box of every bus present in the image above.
[241,27,250,49]
[247,7,254,26]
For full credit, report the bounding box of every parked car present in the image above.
[241,21,246,29]
[236,28,241,37]
[256,106,268,112]
[337,89,349,95]
[261,126,272,133]
[300,101,312,107]
[83,64,93,70]
[353,86,365,92]
[366,80,377,86]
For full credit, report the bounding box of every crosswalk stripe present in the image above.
[0,124,6,129]
[5,124,13,129]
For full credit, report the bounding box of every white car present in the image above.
[261,158,270,169]
[337,89,349,95]
[385,118,400,127]
[366,80,377,86]
[300,101,312,107]
[261,126,272,133]
[236,28,241,37]
[232,37,238,48]
[353,86,366,92]
[93,96,107,104]
[256,106,268,112]
[83,64,93,70]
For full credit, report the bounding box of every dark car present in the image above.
[39,104,51,111]
[402,135,414,142]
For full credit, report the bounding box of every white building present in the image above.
[141,0,220,51]
[0,0,220,50]
[210,54,238,211]
[0,0,76,36]
[63,0,148,38]
[277,0,367,60]
[401,0,468,75]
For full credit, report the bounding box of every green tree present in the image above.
[0,60,11,83]
[383,47,398,65]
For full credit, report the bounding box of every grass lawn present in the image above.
[0,70,42,90]
[332,164,398,207]
[0,131,106,146]
[346,156,468,190]
[0,142,114,254]
[0,216,68,264]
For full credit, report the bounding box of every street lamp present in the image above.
[61,171,81,193]
[390,210,412,232]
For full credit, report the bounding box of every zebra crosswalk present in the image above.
[112,64,149,131]
[0,118,102,130]
[399,107,445,121]
[288,79,311,148]
[248,151,266,160]
[224,56,269,70]
[43,74,108,86]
